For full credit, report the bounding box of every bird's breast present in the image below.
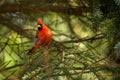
[38,28,52,41]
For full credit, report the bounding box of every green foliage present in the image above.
[0,0,120,80]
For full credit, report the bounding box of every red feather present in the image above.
[27,19,52,54]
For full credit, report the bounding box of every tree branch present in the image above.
[62,34,105,43]
[0,3,90,15]
[0,16,34,40]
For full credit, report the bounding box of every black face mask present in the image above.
[38,24,43,30]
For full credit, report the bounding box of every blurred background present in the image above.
[0,0,120,80]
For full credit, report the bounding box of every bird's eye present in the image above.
[38,24,42,30]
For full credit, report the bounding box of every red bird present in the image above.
[28,19,52,54]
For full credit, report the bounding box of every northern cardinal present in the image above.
[27,19,52,54]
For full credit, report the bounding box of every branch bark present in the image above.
[0,2,90,15]
[0,16,34,40]
[62,34,105,43]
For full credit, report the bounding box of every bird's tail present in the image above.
[27,46,36,55]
